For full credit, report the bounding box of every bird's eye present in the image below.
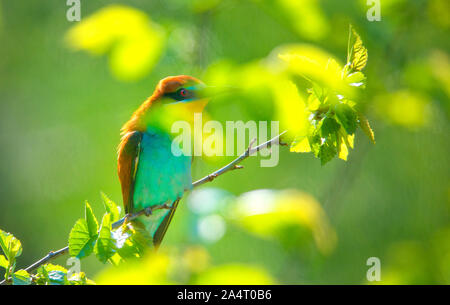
[179,88,188,98]
[163,87,193,102]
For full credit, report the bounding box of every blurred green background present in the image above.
[0,0,449,284]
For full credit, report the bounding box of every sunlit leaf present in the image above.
[358,112,375,143]
[65,5,165,81]
[35,264,69,285]
[12,269,31,285]
[290,136,311,153]
[101,192,121,222]
[346,71,366,88]
[0,229,22,261]
[337,135,349,161]
[278,44,349,95]
[94,213,115,263]
[68,219,97,259]
[85,201,98,236]
[347,26,368,73]
[271,78,309,138]
[0,254,8,269]
[113,221,152,261]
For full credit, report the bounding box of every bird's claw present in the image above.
[207,173,218,182]
[144,207,153,216]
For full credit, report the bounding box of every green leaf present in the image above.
[85,201,99,236]
[113,221,152,261]
[0,229,22,261]
[358,112,376,143]
[127,221,152,254]
[310,82,327,103]
[12,269,31,285]
[35,264,69,285]
[347,26,368,73]
[94,213,115,263]
[290,136,311,153]
[68,219,97,259]
[346,71,366,88]
[320,117,340,138]
[308,132,322,157]
[47,270,67,285]
[44,264,68,285]
[0,254,8,269]
[101,192,121,223]
[335,103,358,134]
[319,141,337,166]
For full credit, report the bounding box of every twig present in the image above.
[192,131,286,187]
[1,131,287,284]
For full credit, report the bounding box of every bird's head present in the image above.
[122,75,215,134]
[155,75,207,105]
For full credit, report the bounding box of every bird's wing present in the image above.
[153,198,181,248]
[117,131,143,214]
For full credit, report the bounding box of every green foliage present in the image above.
[284,26,374,165]
[0,193,134,284]
[0,229,95,285]
[35,264,68,285]
[85,201,99,235]
[66,194,154,267]
[346,26,368,74]
[65,5,165,81]
[0,255,8,269]
[101,192,121,223]
[0,229,23,282]
[94,213,115,263]
[68,202,98,259]
[34,264,94,285]
[11,270,31,285]
[0,229,22,262]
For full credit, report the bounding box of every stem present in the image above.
[0,132,286,284]
[192,131,287,187]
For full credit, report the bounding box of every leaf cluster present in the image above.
[287,26,375,165]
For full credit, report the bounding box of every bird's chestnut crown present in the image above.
[156,75,206,104]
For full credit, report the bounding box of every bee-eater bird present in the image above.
[117,75,209,248]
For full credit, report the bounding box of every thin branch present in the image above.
[1,131,287,284]
[192,131,286,187]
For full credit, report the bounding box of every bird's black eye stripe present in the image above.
[164,88,194,101]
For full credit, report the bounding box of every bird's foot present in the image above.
[162,203,172,210]
[144,207,153,217]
